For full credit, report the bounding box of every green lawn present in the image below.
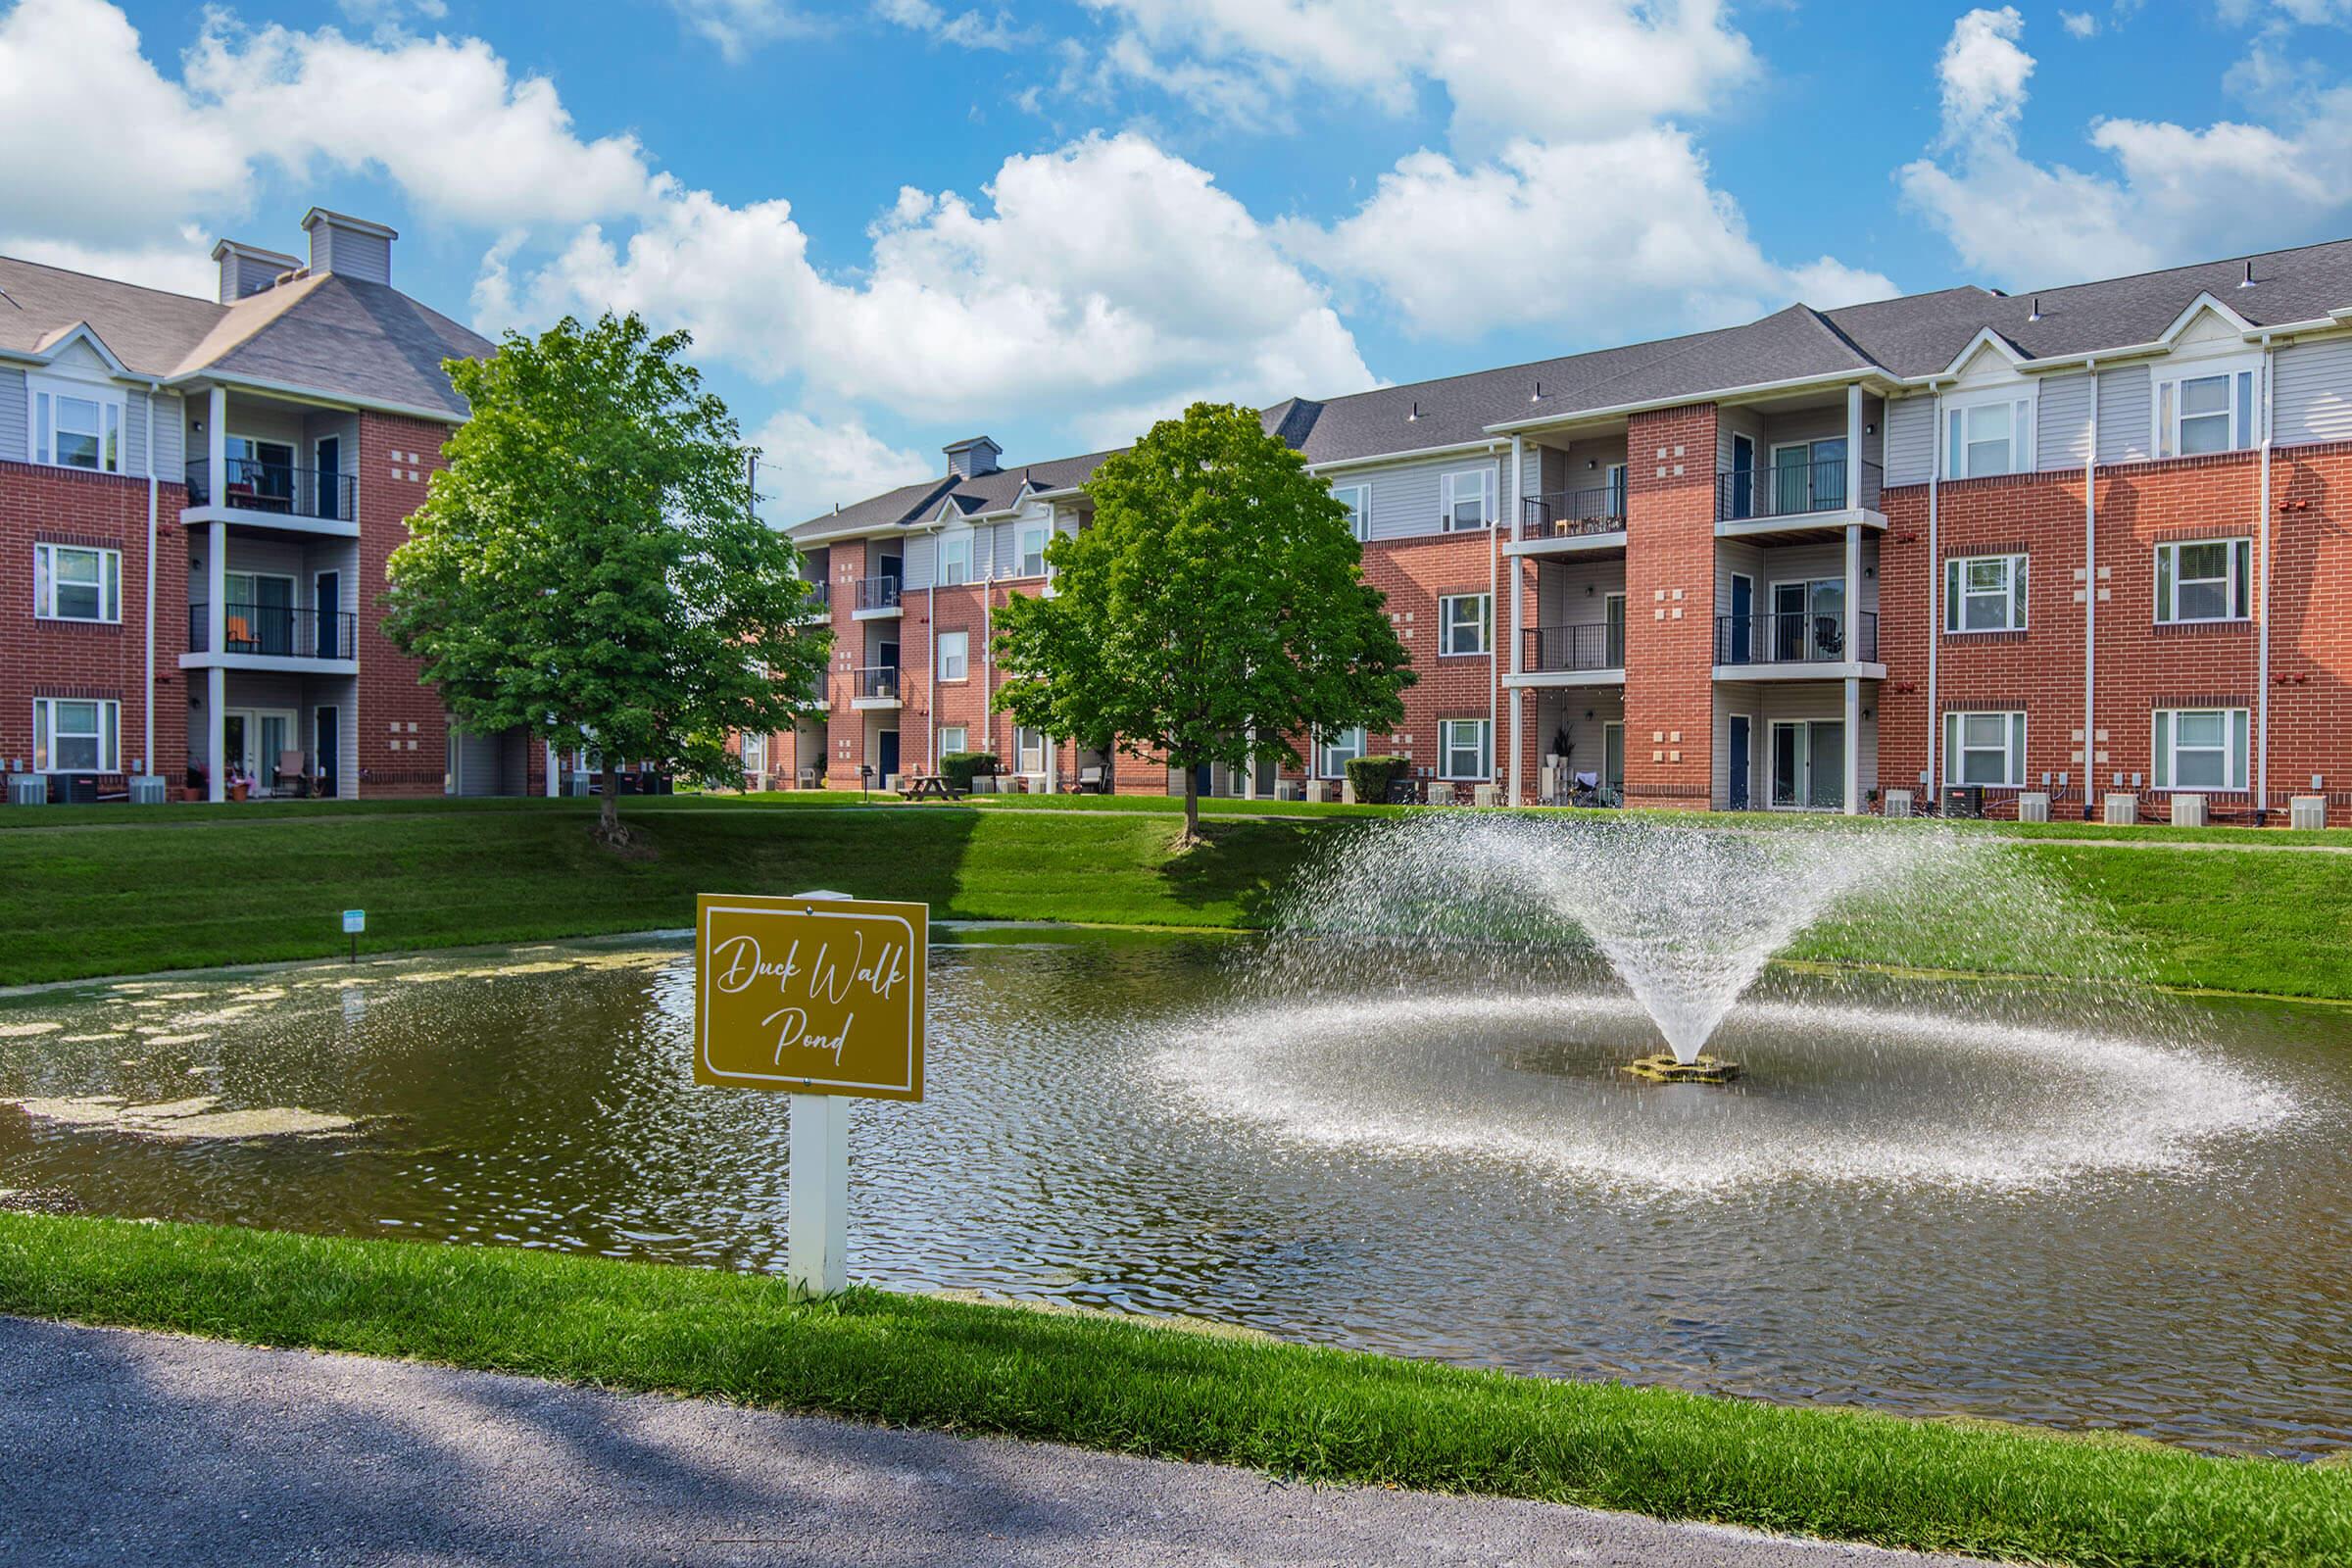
[1,1213,2340,1568]
[1,792,2349,996]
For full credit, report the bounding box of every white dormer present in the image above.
[2150,298,2265,458]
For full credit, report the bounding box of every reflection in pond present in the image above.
[1,932,2348,1459]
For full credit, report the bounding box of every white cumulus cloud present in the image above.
[750,409,935,525]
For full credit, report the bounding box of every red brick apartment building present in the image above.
[0,210,563,803]
[774,240,2352,824]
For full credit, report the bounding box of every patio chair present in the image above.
[274,750,310,798]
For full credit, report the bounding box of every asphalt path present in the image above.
[0,1314,1988,1567]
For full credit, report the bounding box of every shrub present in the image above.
[940,752,999,793]
[1345,755,1408,803]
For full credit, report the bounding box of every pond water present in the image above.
[2,930,2347,1459]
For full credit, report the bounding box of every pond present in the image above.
[2,929,2347,1459]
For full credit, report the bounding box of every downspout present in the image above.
[923,519,941,770]
[2258,334,2275,823]
[143,382,159,781]
[1489,456,1501,800]
[2082,360,2098,821]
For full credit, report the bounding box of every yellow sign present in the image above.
[694,894,926,1101]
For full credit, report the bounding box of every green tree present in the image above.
[385,313,827,844]
[992,402,1414,846]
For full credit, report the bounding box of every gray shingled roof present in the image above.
[784,233,2352,539]
[792,450,1120,542]
[0,254,490,418]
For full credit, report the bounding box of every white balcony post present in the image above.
[1843,675,1861,816]
[207,518,227,804]
[1845,382,1863,511]
[1844,513,1862,816]
[206,385,227,509]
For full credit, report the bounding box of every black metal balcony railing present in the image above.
[856,575,901,612]
[1520,484,1627,538]
[854,664,902,701]
[1714,456,1882,523]
[1714,610,1878,664]
[188,602,360,660]
[801,580,830,612]
[184,459,357,522]
[1523,622,1625,673]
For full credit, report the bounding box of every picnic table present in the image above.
[898,773,956,802]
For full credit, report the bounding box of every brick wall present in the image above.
[1621,405,1717,807]
[356,414,454,796]
[0,462,186,780]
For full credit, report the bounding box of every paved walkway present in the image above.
[0,1316,1980,1568]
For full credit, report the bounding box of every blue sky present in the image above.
[5,0,2350,519]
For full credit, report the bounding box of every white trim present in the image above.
[1437,591,1491,657]
[935,628,969,682]
[1935,325,2029,380]
[2151,707,2250,792]
[1943,552,2027,634]
[22,322,130,376]
[32,696,121,773]
[1440,466,1494,532]
[1942,710,2027,787]
[1332,482,1371,543]
[2153,536,2251,624]
[1315,724,1366,779]
[1438,716,1493,781]
[33,541,122,623]
[1484,369,1887,437]
[1308,437,1503,470]
[1941,385,2035,479]
[26,369,128,472]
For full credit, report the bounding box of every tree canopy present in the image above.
[991,401,1414,843]
[385,312,827,840]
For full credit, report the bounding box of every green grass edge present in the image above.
[2,1212,2344,1568]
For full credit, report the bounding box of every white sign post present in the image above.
[694,887,926,1301]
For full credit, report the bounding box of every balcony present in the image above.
[854,575,903,618]
[1521,622,1625,678]
[852,664,902,709]
[798,580,831,618]
[187,602,360,666]
[184,459,357,530]
[1713,611,1878,672]
[1714,457,1883,537]
[1520,485,1626,539]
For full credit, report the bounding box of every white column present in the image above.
[545,740,560,798]
[206,385,227,506]
[786,1092,849,1298]
[207,519,227,803]
[1845,382,1863,507]
[1508,435,1525,805]
[1843,675,1861,816]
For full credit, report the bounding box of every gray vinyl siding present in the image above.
[1347,454,1500,543]
[2273,337,2352,447]
[150,391,184,478]
[0,367,25,462]
[1533,557,1626,628]
[2035,371,2093,471]
[901,533,935,591]
[1883,395,1934,486]
[2095,365,2153,465]
[311,223,392,286]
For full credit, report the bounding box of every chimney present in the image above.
[943,435,1003,479]
[299,208,398,286]
[210,239,301,304]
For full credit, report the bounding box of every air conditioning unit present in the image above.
[1943,784,1984,819]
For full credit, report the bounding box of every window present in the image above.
[1943,553,2027,633]
[938,725,968,756]
[1440,718,1492,780]
[1943,396,2032,478]
[1018,524,1049,577]
[937,630,969,681]
[2153,709,2249,791]
[1604,592,1627,665]
[32,697,119,772]
[1439,593,1491,656]
[1016,725,1048,774]
[28,378,124,473]
[941,532,971,586]
[2157,366,2258,458]
[741,733,766,777]
[33,543,121,622]
[1943,710,2027,786]
[1333,483,1370,543]
[2154,537,2251,623]
[1441,468,1492,531]
[1317,726,1365,777]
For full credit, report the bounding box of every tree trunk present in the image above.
[598,764,624,845]
[1178,765,1202,850]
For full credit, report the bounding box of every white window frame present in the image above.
[1942,388,2034,479]
[740,732,767,778]
[1015,725,1048,775]
[936,629,969,682]
[937,725,969,757]
[27,371,126,474]
[2154,352,2261,460]
[1317,725,1366,778]
[1332,483,1370,543]
[940,531,971,586]
[1440,467,1493,532]
[33,542,122,623]
[1438,592,1491,657]
[32,697,120,773]
[1018,523,1050,577]
[1943,553,2027,634]
[1439,718,1492,781]
[2152,708,2249,792]
[2153,537,2251,624]
[1942,710,2027,787]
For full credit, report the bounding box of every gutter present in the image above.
[1481,368,1886,438]
[163,370,464,427]
[1306,436,1503,472]
[143,382,159,782]
[1925,378,1942,801]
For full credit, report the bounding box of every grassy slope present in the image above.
[1,795,2349,996]
[2,1214,2342,1568]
